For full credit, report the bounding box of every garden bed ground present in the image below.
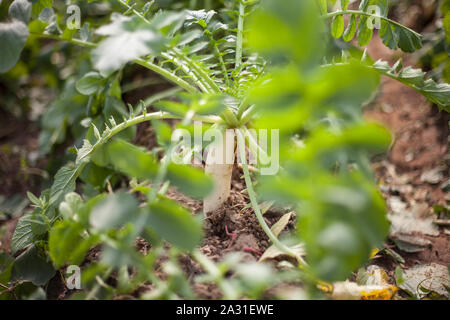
[0,14,448,299]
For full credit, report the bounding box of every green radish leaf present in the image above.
[0,252,14,286]
[0,20,29,73]
[373,60,450,111]
[359,0,369,10]
[90,192,139,231]
[79,162,113,189]
[106,139,158,180]
[396,27,422,53]
[29,210,50,236]
[31,0,52,19]
[340,0,349,10]
[331,15,345,39]
[11,245,55,286]
[167,163,214,199]
[49,220,97,268]
[343,14,357,42]
[149,10,186,36]
[9,0,31,23]
[318,0,327,14]
[50,166,78,205]
[76,139,93,164]
[379,20,398,50]
[76,72,106,95]
[357,17,373,47]
[58,192,84,221]
[147,197,202,251]
[92,14,166,76]
[10,214,34,254]
[152,119,172,147]
[155,100,189,116]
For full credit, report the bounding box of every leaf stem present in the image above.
[235,1,246,68]
[117,0,151,24]
[235,129,306,265]
[29,32,199,95]
[134,58,198,94]
[322,10,422,38]
[171,48,221,93]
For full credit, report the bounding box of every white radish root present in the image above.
[203,129,236,214]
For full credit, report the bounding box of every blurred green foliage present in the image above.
[0,0,448,300]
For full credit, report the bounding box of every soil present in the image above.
[363,36,450,278]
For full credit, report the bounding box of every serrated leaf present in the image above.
[10,215,33,254]
[27,192,41,206]
[11,245,55,286]
[50,166,78,205]
[150,10,186,36]
[76,72,105,95]
[76,139,93,165]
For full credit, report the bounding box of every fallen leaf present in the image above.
[420,167,444,184]
[397,263,450,299]
[330,281,397,300]
[388,203,439,237]
[391,234,432,253]
[270,212,293,237]
[259,243,305,265]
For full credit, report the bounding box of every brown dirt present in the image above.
[0,217,19,253]
[364,36,450,275]
[0,109,44,197]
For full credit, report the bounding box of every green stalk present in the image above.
[117,0,151,24]
[29,32,199,95]
[235,129,306,265]
[171,48,221,93]
[142,87,184,108]
[76,111,219,166]
[29,32,96,48]
[235,1,246,68]
[122,78,165,93]
[160,52,210,93]
[213,43,231,87]
[134,58,199,94]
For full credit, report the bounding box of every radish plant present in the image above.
[1,0,449,298]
